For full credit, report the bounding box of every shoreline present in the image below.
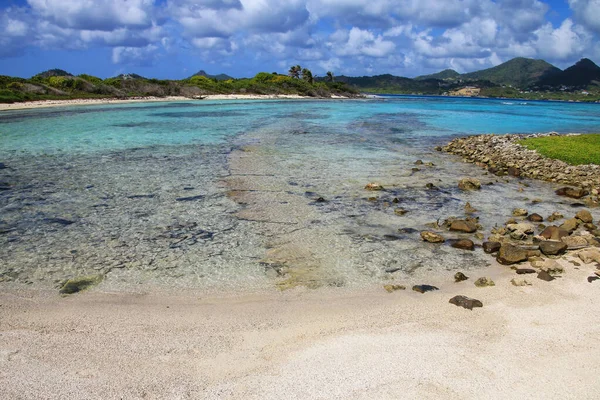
[2,257,599,399]
[0,94,352,111]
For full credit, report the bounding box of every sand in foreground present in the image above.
[1,262,599,400]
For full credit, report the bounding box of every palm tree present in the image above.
[326,71,334,82]
[288,65,301,79]
[301,68,314,84]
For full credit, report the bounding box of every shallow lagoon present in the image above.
[1,97,599,290]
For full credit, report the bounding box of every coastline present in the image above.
[1,257,599,399]
[0,94,350,111]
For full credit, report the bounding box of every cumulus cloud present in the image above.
[329,27,395,57]
[112,44,159,65]
[569,0,600,34]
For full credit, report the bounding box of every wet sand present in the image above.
[1,258,599,399]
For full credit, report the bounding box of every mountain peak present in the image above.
[571,58,600,71]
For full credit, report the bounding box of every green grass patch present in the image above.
[519,134,600,165]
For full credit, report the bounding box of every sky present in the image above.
[0,0,599,79]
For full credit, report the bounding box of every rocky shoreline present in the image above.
[440,133,600,204]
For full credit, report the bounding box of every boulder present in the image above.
[539,240,568,256]
[451,239,475,251]
[449,220,478,233]
[412,285,439,293]
[383,284,406,293]
[537,270,555,281]
[483,241,501,254]
[578,248,600,264]
[458,178,481,191]
[497,243,529,265]
[454,272,469,282]
[527,213,544,222]
[540,226,569,241]
[555,187,588,199]
[511,278,532,286]
[474,277,495,287]
[449,295,483,310]
[575,210,593,224]
[560,218,580,233]
[512,208,528,217]
[561,235,589,250]
[420,231,445,243]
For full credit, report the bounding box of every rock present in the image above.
[420,231,445,243]
[175,194,205,202]
[588,276,599,283]
[383,284,406,293]
[483,241,501,254]
[539,240,568,256]
[44,217,76,226]
[458,178,481,191]
[412,285,439,293]
[512,208,528,217]
[539,259,564,274]
[474,277,495,287]
[449,220,477,233]
[414,160,424,165]
[537,270,555,281]
[507,166,520,177]
[575,210,593,223]
[516,268,536,274]
[511,278,532,286]
[555,187,588,199]
[547,212,564,222]
[561,235,589,250]
[527,213,544,222]
[365,183,384,191]
[425,183,438,190]
[578,248,600,264]
[540,226,569,241]
[497,243,529,265]
[449,295,483,310]
[454,272,469,282]
[394,208,408,216]
[560,218,579,233]
[451,239,475,251]
[464,202,477,214]
[59,275,103,295]
[506,222,535,240]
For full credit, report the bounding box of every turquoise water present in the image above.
[1,97,600,156]
[1,97,599,290]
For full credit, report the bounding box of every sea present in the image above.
[1,96,599,291]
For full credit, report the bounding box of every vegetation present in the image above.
[415,69,460,81]
[461,57,561,88]
[519,134,600,165]
[0,66,359,103]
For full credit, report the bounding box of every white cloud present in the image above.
[569,0,600,34]
[112,44,159,65]
[330,27,395,57]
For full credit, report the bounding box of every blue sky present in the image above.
[0,0,599,79]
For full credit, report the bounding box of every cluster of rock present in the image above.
[440,133,600,204]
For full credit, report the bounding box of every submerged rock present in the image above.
[454,272,469,282]
[449,295,483,310]
[527,213,544,222]
[458,178,481,191]
[464,202,478,214]
[59,275,103,295]
[451,239,475,251]
[474,277,495,287]
[449,220,478,233]
[412,284,439,293]
[420,231,445,243]
[547,212,564,222]
[512,208,528,217]
[365,183,384,191]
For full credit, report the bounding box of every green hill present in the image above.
[190,70,234,81]
[33,69,73,79]
[461,57,561,88]
[537,58,600,88]
[415,69,460,81]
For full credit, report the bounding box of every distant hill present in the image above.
[190,70,233,81]
[113,73,146,80]
[33,69,73,79]
[335,74,444,94]
[537,58,600,88]
[461,57,561,88]
[415,69,460,81]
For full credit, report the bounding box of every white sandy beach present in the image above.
[1,257,599,400]
[0,94,341,111]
